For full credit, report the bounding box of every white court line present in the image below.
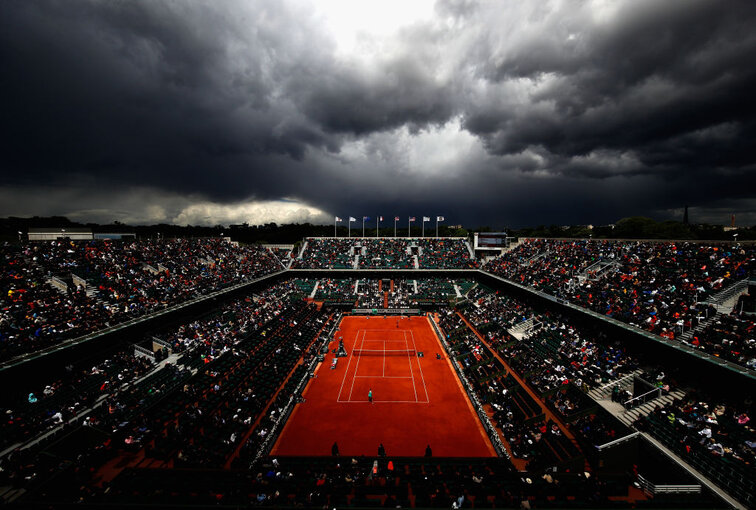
[404,331,419,402]
[409,329,430,403]
[346,330,366,402]
[353,375,414,379]
[338,400,425,404]
[336,330,360,402]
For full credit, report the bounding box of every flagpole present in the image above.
[335,218,337,237]
[436,217,438,238]
[394,218,397,238]
[422,219,425,238]
[408,217,411,238]
[362,217,365,237]
[348,219,351,237]
[376,216,379,238]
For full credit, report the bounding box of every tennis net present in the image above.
[352,348,416,357]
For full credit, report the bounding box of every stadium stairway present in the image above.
[592,386,686,429]
[678,312,718,343]
[508,317,538,340]
[521,249,550,266]
[616,389,687,428]
[704,277,749,314]
[587,370,643,401]
[297,240,308,259]
[465,240,475,259]
[0,486,26,505]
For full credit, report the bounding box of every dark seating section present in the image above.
[418,238,478,269]
[0,239,280,361]
[294,237,477,269]
[61,456,720,509]
[303,277,474,308]
[484,239,755,368]
[359,239,414,269]
[0,244,749,509]
[637,394,755,507]
[690,312,756,368]
[1,352,155,451]
[292,238,355,268]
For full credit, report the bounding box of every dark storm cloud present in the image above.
[461,1,756,176]
[0,0,755,227]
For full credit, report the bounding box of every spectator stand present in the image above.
[636,393,755,509]
[478,269,756,384]
[482,239,756,373]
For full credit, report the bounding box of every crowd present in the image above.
[484,239,755,367]
[0,279,331,495]
[436,285,647,474]
[80,455,662,509]
[292,239,355,269]
[1,351,155,452]
[689,312,756,368]
[0,262,747,507]
[358,239,414,269]
[314,278,357,302]
[0,239,280,361]
[300,277,475,308]
[636,393,755,506]
[294,237,477,269]
[418,238,478,269]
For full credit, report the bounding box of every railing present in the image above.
[520,250,549,266]
[705,278,748,305]
[623,387,662,409]
[47,276,68,292]
[152,336,172,351]
[590,370,639,399]
[596,431,640,451]
[133,344,155,360]
[637,474,701,496]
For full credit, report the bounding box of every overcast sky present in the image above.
[1,0,755,228]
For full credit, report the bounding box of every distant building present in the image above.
[94,232,136,240]
[27,228,135,241]
[27,227,92,241]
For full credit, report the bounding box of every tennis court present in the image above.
[271,315,495,457]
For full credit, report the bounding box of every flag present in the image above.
[423,216,430,221]
[436,216,444,221]
[409,217,416,222]
[349,217,356,222]
[394,216,400,221]
[363,216,370,221]
[335,217,343,222]
[379,216,384,221]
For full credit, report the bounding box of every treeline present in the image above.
[1,215,754,244]
[510,216,756,241]
[0,217,469,244]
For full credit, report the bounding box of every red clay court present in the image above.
[271,315,496,458]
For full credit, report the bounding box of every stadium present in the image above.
[0,233,753,509]
[2,0,756,508]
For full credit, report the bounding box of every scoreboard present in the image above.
[474,232,508,250]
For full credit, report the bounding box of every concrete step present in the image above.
[2,488,26,504]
